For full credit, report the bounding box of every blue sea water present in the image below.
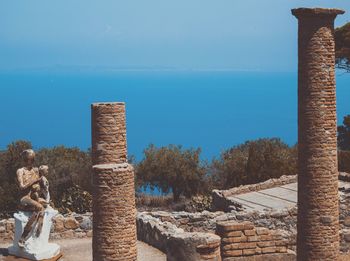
[0,71,349,161]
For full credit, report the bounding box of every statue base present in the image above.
[7,207,61,260]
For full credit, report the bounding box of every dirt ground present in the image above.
[0,238,166,261]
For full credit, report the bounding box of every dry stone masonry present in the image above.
[137,212,221,261]
[91,102,137,261]
[216,220,291,260]
[292,7,345,261]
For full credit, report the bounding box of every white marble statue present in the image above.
[7,149,60,260]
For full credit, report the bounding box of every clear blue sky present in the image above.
[1,0,350,72]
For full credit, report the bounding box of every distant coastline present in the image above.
[1,70,349,160]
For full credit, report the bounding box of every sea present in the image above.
[1,70,349,162]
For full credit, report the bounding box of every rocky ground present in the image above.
[0,239,166,261]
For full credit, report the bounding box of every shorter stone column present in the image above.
[92,163,137,261]
[92,102,137,261]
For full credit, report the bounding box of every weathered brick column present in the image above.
[292,8,344,260]
[91,102,137,261]
[92,102,127,165]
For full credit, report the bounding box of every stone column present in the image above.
[292,8,344,260]
[91,102,137,261]
[92,102,127,165]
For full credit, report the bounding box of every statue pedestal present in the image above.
[7,207,61,260]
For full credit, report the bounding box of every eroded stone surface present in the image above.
[91,102,127,165]
[137,212,221,261]
[292,7,344,260]
[91,102,137,261]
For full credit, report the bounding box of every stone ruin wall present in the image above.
[137,212,221,261]
[2,184,350,256]
[137,212,296,261]
[1,193,350,258]
[216,220,292,260]
[0,213,93,243]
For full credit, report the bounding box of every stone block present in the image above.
[222,249,242,257]
[53,218,65,232]
[257,241,275,248]
[64,217,79,230]
[244,229,255,236]
[217,221,253,233]
[222,243,239,251]
[247,236,258,242]
[261,246,277,254]
[0,226,5,233]
[276,246,288,253]
[217,221,245,233]
[79,216,92,230]
[6,220,14,232]
[255,227,269,235]
[222,235,247,244]
[237,242,256,249]
[275,240,288,246]
[242,249,256,256]
[223,231,242,237]
[260,234,274,241]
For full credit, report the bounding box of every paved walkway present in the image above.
[0,239,166,261]
[228,180,350,211]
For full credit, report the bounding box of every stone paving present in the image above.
[228,181,350,212]
[0,239,166,261]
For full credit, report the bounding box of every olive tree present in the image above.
[136,144,206,201]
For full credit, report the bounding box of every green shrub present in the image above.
[136,144,207,201]
[339,150,350,173]
[210,138,297,189]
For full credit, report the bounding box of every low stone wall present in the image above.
[147,208,297,243]
[339,172,350,182]
[0,212,93,243]
[215,220,291,260]
[137,212,221,261]
[212,175,297,212]
[136,211,297,260]
[2,191,350,257]
[0,208,298,251]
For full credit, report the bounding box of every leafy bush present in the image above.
[338,115,350,151]
[137,144,207,201]
[335,22,350,71]
[54,185,92,213]
[185,195,212,212]
[210,138,297,189]
[339,150,350,173]
[136,193,173,209]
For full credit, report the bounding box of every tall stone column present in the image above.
[91,102,137,261]
[292,8,344,260]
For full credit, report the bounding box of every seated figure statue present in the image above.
[7,149,61,260]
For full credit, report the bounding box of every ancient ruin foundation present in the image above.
[292,8,344,260]
[91,102,137,261]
